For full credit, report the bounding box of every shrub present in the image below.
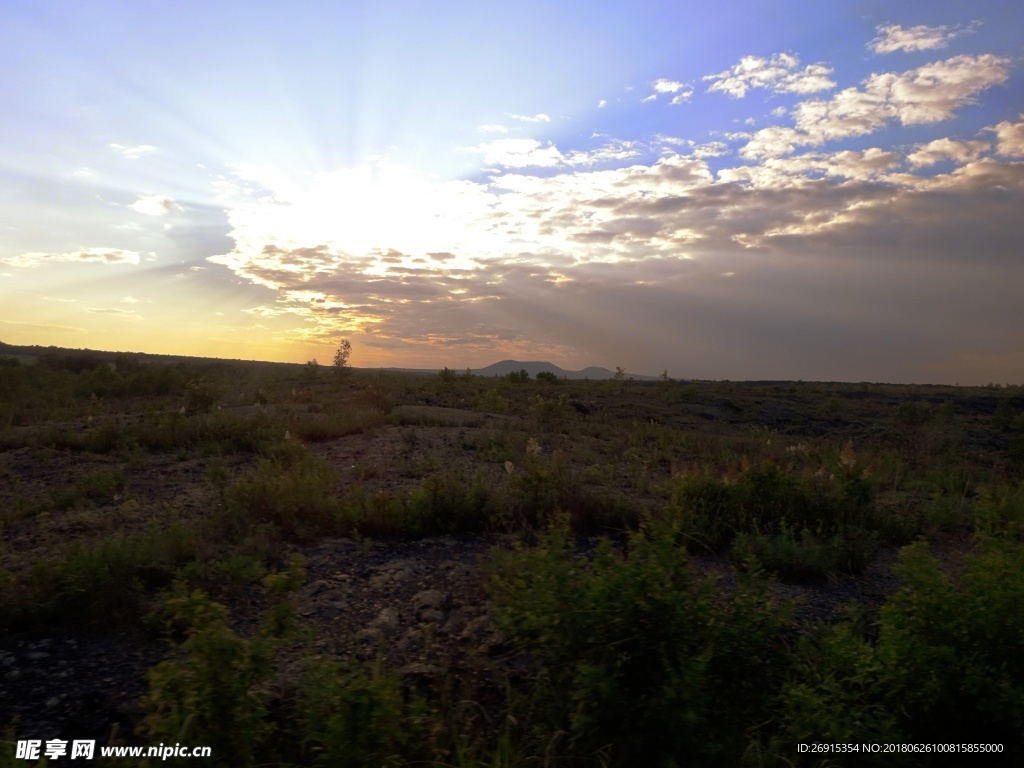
[771,539,1024,764]
[141,556,305,766]
[223,446,340,540]
[527,393,572,431]
[287,660,429,767]
[487,515,791,766]
[474,388,510,414]
[666,463,879,579]
[184,379,222,414]
[1,523,195,628]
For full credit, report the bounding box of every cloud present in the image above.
[986,115,1024,157]
[109,143,157,159]
[641,78,694,105]
[478,124,508,133]
[2,248,143,268]
[510,113,550,123]
[907,138,990,168]
[87,307,142,318]
[719,147,901,187]
[206,123,1024,381]
[691,141,729,158]
[742,54,1009,158]
[870,23,974,54]
[467,138,564,168]
[653,79,685,94]
[128,195,185,216]
[598,99,607,108]
[655,80,691,102]
[704,53,835,98]
[564,140,642,166]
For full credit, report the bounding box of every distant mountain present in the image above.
[1,342,659,380]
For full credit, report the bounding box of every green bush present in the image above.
[141,557,304,766]
[224,446,339,540]
[487,515,791,766]
[667,463,879,579]
[287,660,429,767]
[184,379,223,414]
[1,523,195,628]
[771,539,1024,765]
[527,393,572,431]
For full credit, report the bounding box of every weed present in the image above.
[666,462,879,578]
[223,448,339,540]
[140,557,305,764]
[286,659,430,767]
[487,514,791,766]
[770,538,1024,762]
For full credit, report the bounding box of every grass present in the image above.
[2,351,1023,764]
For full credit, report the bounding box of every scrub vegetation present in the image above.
[1,344,1022,766]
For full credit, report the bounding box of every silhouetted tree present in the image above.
[332,340,352,377]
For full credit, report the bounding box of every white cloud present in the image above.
[691,141,728,158]
[656,135,690,147]
[128,195,184,216]
[719,147,901,187]
[870,23,974,54]
[564,140,642,166]
[643,78,694,105]
[510,113,550,123]
[598,99,608,108]
[478,124,509,133]
[2,248,143,268]
[907,138,990,168]
[467,138,564,168]
[986,115,1024,157]
[121,296,141,303]
[653,78,685,93]
[742,54,1009,158]
[109,143,157,159]
[87,307,142,319]
[704,53,835,98]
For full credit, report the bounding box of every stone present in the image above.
[369,607,399,632]
[418,608,444,624]
[440,608,468,636]
[300,579,331,600]
[412,589,447,611]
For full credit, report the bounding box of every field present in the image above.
[2,349,1023,766]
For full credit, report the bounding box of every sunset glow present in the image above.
[2,1,1022,382]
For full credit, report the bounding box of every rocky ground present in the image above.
[1,384,1006,753]
[1,525,920,749]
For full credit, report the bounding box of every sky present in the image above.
[1,1,1022,384]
